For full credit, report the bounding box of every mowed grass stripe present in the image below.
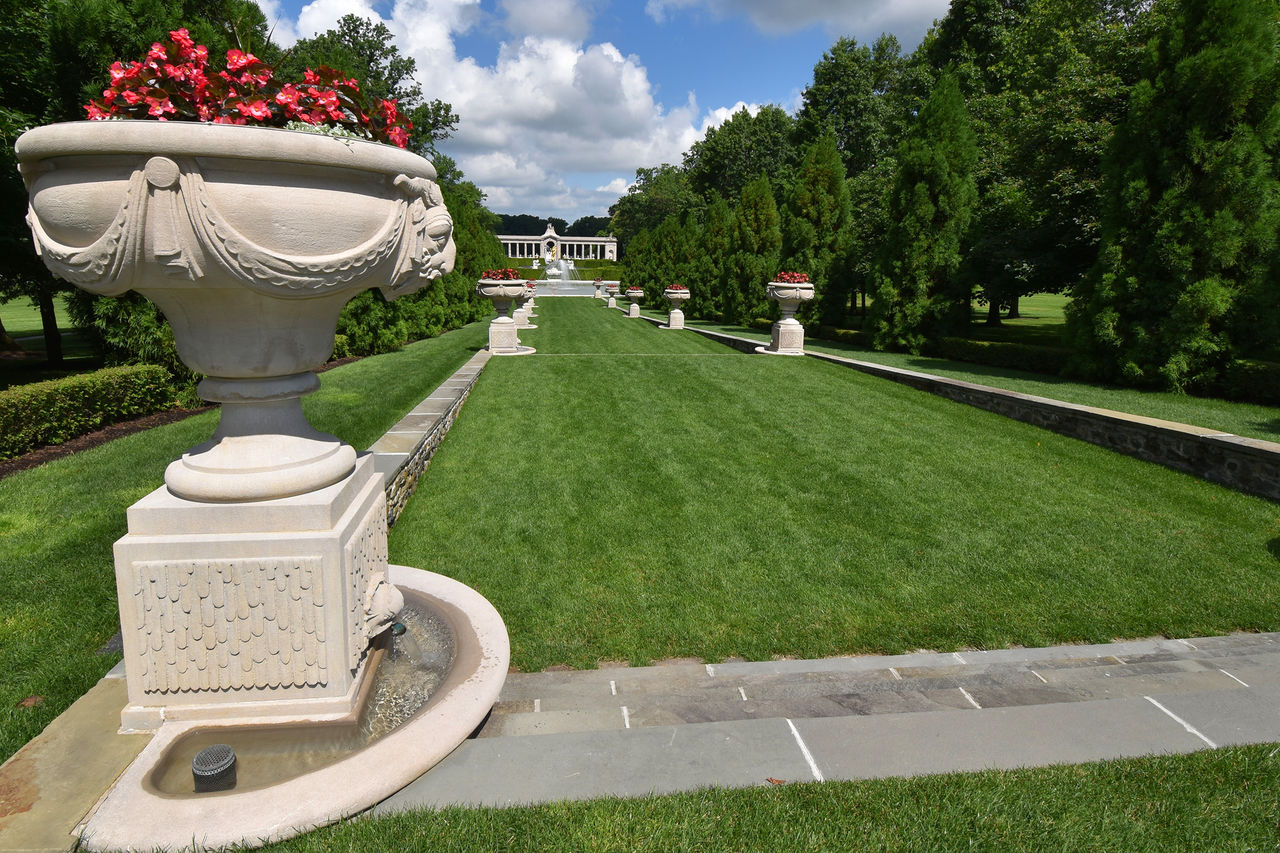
[391,298,1280,671]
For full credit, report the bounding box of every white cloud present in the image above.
[294,0,381,42]
[274,0,735,220]
[699,101,760,134]
[501,0,595,42]
[648,0,948,45]
[256,0,300,46]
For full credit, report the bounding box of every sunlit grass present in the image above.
[682,318,1280,442]
[263,745,1280,852]
[392,299,1280,671]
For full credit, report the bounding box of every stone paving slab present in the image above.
[793,694,1212,781]
[476,634,1276,738]
[376,717,813,813]
[0,676,150,853]
[1154,685,1280,746]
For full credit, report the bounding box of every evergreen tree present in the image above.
[721,175,781,325]
[690,193,732,320]
[1067,0,1280,389]
[869,73,978,352]
[781,132,852,324]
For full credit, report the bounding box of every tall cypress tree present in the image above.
[782,132,853,324]
[721,176,781,325]
[1067,0,1280,389]
[869,72,978,352]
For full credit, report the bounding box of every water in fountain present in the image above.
[144,590,455,795]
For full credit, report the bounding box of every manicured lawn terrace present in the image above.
[3,297,1279,848]
[395,297,1280,671]
[671,315,1280,443]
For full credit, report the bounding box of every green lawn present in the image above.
[0,322,487,761]
[0,294,73,340]
[393,298,1280,672]
[262,744,1280,852]
[5,297,1279,848]
[679,317,1280,443]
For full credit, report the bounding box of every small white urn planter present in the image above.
[524,281,538,318]
[593,280,604,298]
[625,287,644,318]
[661,287,690,329]
[477,279,536,354]
[757,281,815,355]
[606,282,620,308]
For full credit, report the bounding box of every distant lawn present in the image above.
[263,744,1280,852]
[0,294,99,388]
[0,294,73,339]
[392,298,1280,672]
[0,322,487,762]
[680,318,1280,443]
[966,292,1070,347]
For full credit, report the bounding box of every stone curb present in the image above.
[369,349,491,525]
[672,323,1280,503]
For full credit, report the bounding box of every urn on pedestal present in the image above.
[477,270,536,354]
[605,282,620,308]
[17,118,509,849]
[756,273,815,356]
[661,284,690,330]
[625,286,644,318]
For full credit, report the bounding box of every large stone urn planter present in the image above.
[757,281,815,355]
[593,279,604,298]
[16,121,509,849]
[477,279,536,354]
[19,121,457,502]
[606,282,620,308]
[625,287,644,318]
[661,286,690,329]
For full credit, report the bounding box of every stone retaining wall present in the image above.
[680,324,1280,503]
[369,350,490,525]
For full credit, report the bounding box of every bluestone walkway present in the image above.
[378,631,1280,812]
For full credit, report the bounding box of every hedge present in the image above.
[932,337,1071,376]
[0,365,177,459]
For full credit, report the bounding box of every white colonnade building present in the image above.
[498,222,618,261]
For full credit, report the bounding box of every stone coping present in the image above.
[667,322,1280,503]
[368,349,491,525]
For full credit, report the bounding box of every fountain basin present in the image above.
[80,565,509,851]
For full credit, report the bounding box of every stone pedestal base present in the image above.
[607,296,616,308]
[112,456,397,731]
[488,316,522,354]
[662,308,685,330]
[757,318,806,356]
[628,302,641,318]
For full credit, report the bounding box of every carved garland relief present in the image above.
[25,155,454,297]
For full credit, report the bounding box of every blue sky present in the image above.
[262,0,949,222]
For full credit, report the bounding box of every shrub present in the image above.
[0,365,176,458]
[1200,359,1280,407]
[933,338,1070,376]
[815,325,870,348]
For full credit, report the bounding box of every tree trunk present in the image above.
[0,315,19,351]
[38,289,62,365]
[985,299,1002,326]
[1006,295,1021,319]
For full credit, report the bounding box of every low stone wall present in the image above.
[680,325,1280,503]
[369,350,491,525]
